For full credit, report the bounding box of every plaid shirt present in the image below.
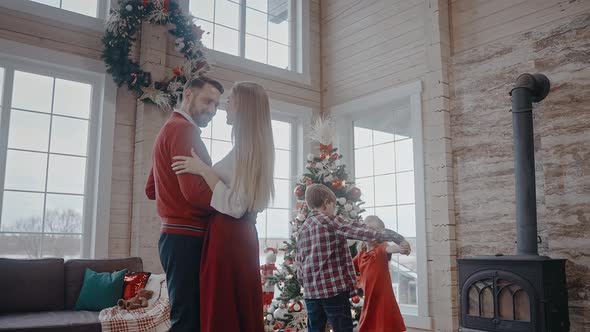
[296,211,405,299]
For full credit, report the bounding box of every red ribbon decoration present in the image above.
[320,143,333,153]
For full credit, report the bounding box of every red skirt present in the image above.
[200,213,264,332]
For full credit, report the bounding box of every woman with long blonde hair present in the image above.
[172,81,274,331]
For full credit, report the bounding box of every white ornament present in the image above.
[273,307,288,320]
[350,211,358,218]
[296,213,306,222]
[337,197,346,205]
[344,203,353,211]
[286,274,293,280]
[266,314,273,321]
[125,4,133,11]
[307,153,315,161]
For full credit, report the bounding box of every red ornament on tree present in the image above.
[320,153,328,160]
[320,143,333,153]
[273,322,284,330]
[348,187,362,200]
[352,295,361,304]
[288,300,303,312]
[331,179,344,190]
[330,153,339,160]
[294,185,306,199]
[172,66,184,77]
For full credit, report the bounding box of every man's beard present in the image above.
[192,111,211,128]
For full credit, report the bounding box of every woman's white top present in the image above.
[211,149,263,219]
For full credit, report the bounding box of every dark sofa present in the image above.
[0,257,143,332]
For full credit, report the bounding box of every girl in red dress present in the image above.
[353,216,412,332]
[172,82,275,332]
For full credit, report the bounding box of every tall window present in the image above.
[29,0,100,17]
[0,67,95,259]
[353,106,420,316]
[200,108,295,264]
[257,119,292,264]
[190,0,293,70]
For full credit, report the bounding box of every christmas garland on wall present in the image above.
[102,0,210,109]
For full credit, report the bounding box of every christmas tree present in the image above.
[264,118,365,332]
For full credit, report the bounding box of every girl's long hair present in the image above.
[230,82,275,212]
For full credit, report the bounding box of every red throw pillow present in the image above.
[123,272,151,300]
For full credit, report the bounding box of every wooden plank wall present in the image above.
[321,0,427,108]
[451,0,590,54]
[0,2,321,258]
[450,0,590,330]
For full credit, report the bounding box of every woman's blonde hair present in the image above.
[230,82,275,211]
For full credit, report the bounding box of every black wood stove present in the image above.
[458,74,570,332]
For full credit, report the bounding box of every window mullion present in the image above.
[97,0,109,20]
[239,0,246,58]
[39,78,57,257]
[0,67,15,232]
[288,0,296,71]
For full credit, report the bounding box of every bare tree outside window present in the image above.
[0,209,82,259]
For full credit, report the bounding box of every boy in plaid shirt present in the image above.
[296,184,410,332]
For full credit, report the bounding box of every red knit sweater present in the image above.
[145,112,213,237]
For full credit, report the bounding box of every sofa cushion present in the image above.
[0,258,64,313]
[64,257,143,309]
[0,310,100,332]
[74,268,127,311]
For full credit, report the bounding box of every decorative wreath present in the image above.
[102,0,210,109]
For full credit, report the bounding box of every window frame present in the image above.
[0,0,108,32]
[0,38,117,259]
[261,100,311,251]
[332,81,432,330]
[181,0,311,85]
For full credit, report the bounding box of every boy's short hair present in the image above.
[305,184,336,209]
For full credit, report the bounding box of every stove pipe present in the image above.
[509,73,550,256]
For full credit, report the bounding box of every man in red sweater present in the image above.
[145,76,223,332]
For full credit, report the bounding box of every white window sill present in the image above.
[403,315,433,331]
[208,49,312,87]
[0,0,105,32]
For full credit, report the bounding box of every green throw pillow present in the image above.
[75,268,128,311]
